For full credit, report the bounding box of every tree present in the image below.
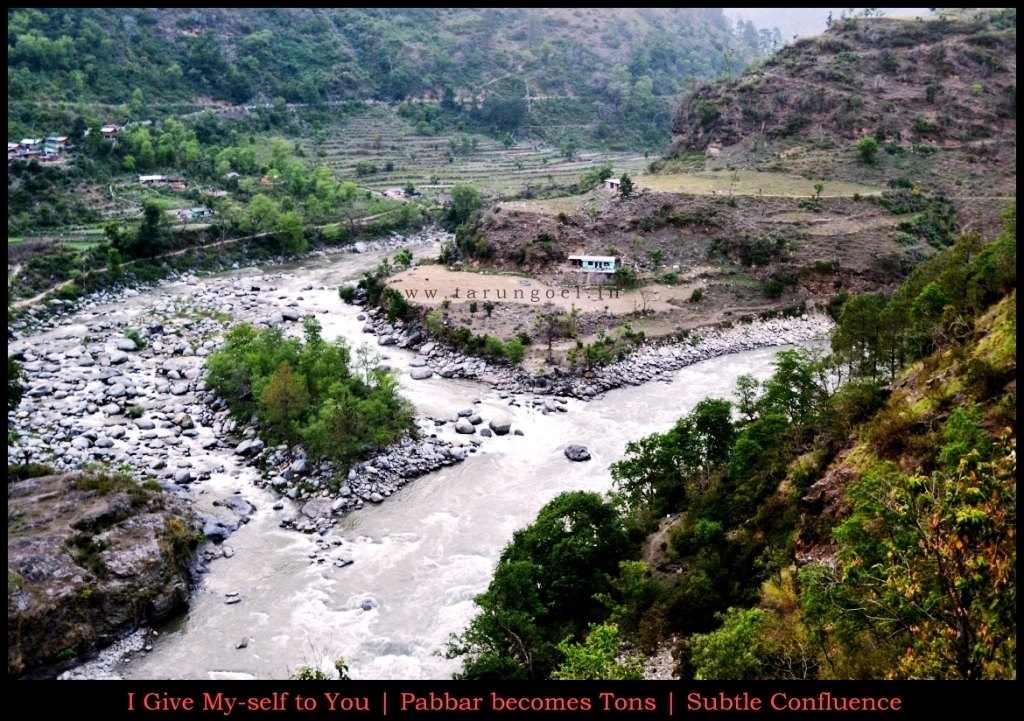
[129,87,146,118]
[856,136,879,165]
[275,210,306,253]
[805,431,1016,679]
[8,357,23,411]
[534,309,577,360]
[619,173,635,199]
[259,362,310,434]
[134,199,169,258]
[443,184,483,230]
[450,492,630,680]
[690,608,770,679]
[393,248,413,269]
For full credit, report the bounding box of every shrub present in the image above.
[856,136,879,164]
[504,337,525,365]
[689,288,705,303]
[124,327,146,349]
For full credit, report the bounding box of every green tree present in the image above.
[690,607,769,679]
[856,136,879,165]
[443,184,483,230]
[619,173,635,199]
[8,357,24,411]
[450,492,630,679]
[259,362,310,434]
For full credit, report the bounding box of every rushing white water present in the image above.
[25,240,817,680]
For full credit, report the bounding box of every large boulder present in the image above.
[410,367,433,380]
[564,444,591,462]
[488,416,512,435]
[454,418,476,435]
[7,470,200,678]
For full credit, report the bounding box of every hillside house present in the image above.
[568,254,618,274]
[100,124,122,139]
[604,177,621,192]
[139,174,167,185]
[175,206,213,222]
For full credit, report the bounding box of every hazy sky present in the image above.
[725,7,934,40]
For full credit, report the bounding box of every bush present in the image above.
[613,265,638,289]
[504,337,525,365]
[689,288,704,303]
[856,136,879,164]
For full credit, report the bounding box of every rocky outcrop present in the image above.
[7,470,201,678]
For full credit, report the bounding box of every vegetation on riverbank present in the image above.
[449,206,1016,680]
[204,317,414,474]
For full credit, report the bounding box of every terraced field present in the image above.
[312,107,651,198]
[634,170,883,198]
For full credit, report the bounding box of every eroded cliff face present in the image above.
[7,470,200,677]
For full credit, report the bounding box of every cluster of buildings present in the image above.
[7,135,70,163]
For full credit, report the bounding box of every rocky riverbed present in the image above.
[8,229,833,678]
[356,298,834,400]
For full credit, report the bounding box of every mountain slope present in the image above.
[668,10,1016,201]
[8,8,765,113]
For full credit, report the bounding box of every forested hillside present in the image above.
[8,7,773,145]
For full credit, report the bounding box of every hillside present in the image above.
[669,10,1016,201]
[8,7,770,147]
[449,205,1016,681]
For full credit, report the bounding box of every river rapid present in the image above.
[10,235,821,680]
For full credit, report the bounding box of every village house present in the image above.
[604,177,621,192]
[175,206,213,222]
[567,254,619,274]
[139,174,167,185]
[100,124,122,139]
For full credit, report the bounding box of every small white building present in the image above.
[100,124,122,139]
[139,174,166,185]
[604,177,621,192]
[568,254,618,274]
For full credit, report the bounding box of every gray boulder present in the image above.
[564,444,591,462]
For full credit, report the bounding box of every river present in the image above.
[11,235,818,680]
